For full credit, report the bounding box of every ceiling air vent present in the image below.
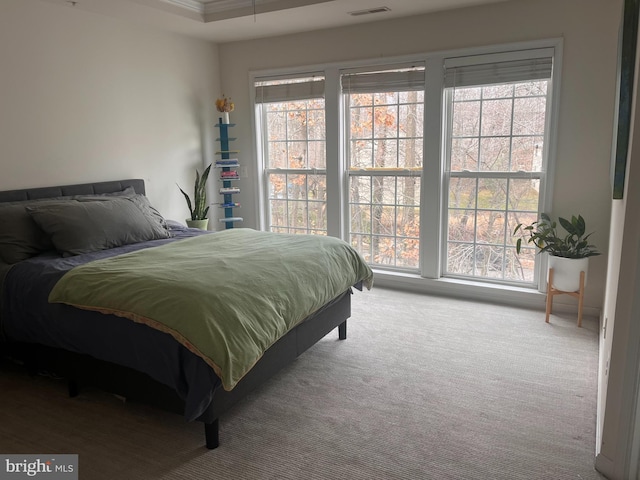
[348,6,391,16]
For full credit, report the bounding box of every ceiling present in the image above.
[39,0,514,43]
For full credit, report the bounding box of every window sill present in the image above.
[369,268,600,317]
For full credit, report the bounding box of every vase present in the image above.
[547,256,589,292]
[222,112,230,124]
[186,219,209,230]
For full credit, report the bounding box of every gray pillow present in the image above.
[0,187,138,264]
[76,193,169,231]
[0,199,61,264]
[72,186,136,201]
[26,196,170,257]
[128,194,170,232]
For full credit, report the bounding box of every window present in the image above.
[253,43,558,290]
[342,66,425,269]
[255,76,327,234]
[443,51,553,283]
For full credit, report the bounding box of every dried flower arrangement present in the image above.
[216,95,235,113]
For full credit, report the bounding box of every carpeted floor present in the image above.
[0,287,604,479]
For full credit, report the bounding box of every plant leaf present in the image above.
[177,185,194,220]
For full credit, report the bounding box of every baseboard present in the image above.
[372,270,601,319]
[595,452,616,479]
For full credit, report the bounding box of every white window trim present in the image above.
[441,90,549,286]
[254,71,328,234]
[249,37,564,307]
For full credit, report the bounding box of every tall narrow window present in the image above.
[255,75,326,234]
[342,66,425,269]
[253,44,559,293]
[443,51,553,283]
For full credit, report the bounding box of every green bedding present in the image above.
[49,229,373,390]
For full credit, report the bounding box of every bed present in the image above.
[0,179,373,449]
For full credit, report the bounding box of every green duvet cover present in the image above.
[49,229,373,390]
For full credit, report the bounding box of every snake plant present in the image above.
[178,164,211,221]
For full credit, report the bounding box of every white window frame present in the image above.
[250,38,563,298]
[441,47,556,286]
[341,63,426,272]
[254,73,329,235]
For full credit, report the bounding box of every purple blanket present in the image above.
[1,222,218,421]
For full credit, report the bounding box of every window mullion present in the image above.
[503,92,516,278]
[324,67,342,239]
[450,171,542,179]
[284,173,290,232]
[421,56,445,279]
[259,105,269,231]
[266,168,326,175]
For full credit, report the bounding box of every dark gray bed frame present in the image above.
[0,179,351,449]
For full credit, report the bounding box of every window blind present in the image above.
[341,69,425,94]
[443,48,553,88]
[255,78,325,103]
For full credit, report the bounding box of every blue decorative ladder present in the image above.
[215,118,242,229]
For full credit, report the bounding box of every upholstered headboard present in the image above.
[0,179,165,266]
[0,179,145,203]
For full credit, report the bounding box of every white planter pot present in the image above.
[186,218,209,230]
[547,256,589,292]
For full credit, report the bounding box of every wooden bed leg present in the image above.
[204,419,219,449]
[545,268,554,324]
[577,271,585,328]
[68,379,79,398]
[338,320,347,340]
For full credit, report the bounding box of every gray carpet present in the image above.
[0,287,604,479]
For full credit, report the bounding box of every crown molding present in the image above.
[159,0,203,14]
[161,0,323,17]
[159,0,283,15]
[204,1,258,15]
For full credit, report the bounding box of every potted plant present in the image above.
[178,163,212,230]
[514,213,600,292]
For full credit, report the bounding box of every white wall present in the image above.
[0,0,629,473]
[0,0,619,310]
[218,0,620,311]
[596,16,640,476]
[0,0,220,222]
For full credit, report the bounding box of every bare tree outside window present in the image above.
[258,77,327,235]
[446,80,548,282]
[254,52,553,287]
[346,77,424,270]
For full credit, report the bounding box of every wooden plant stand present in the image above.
[545,268,585,327]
